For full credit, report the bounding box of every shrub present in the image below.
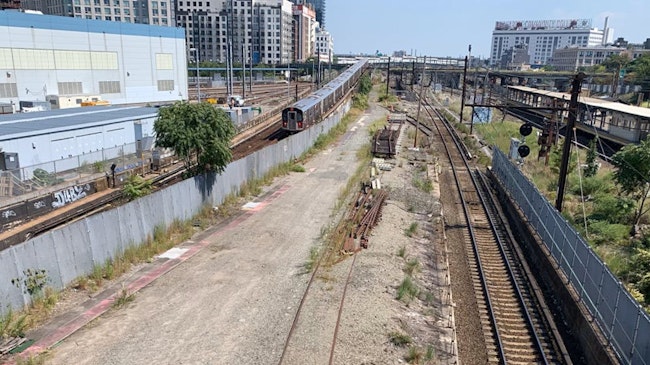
[397,276,419,302]
[122,174,152,200]
[388,331,412,347]
[404,222,418,237]
[588,220,631,246]
[590,194,635,224]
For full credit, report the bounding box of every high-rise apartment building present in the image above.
[315,27,332,62]
[489,19,614,67]
[21,0,174,26]
[292,3,317,61]
[176,0,294,65]
[303,0,323,28]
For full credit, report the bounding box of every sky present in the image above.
[326,0,649,59]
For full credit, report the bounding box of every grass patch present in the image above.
[412,176,433,193]
[389,331,412,347]
[397,246,406,258]
[112,286,135,309]
[404,259,421,276]
[304,246,321,273]
[0,307,29,338]
[404,222,418,237]
[368,117,388,137]
[397,276,419,302]
[16,353,51,365]
[288,163,305,172]
[405,345,435,364]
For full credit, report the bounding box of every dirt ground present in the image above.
[14,94,464,365]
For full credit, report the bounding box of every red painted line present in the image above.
[9,184,290,363]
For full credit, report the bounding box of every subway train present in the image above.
[281,59,368,132]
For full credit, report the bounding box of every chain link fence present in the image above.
[491,147,649,365]
[0,140,155,202]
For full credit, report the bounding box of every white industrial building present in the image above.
[0,106,158,179]
[176,0,295,65]
[490,19,614,67]
[0,10,188,110]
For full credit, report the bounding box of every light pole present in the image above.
[190,48,201,103]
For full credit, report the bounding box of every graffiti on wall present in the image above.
[51,184,93,208]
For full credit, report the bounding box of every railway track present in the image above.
[189,82,312,103]
[277,249,358,365]
[0,164,187,249]
[425,101,570,364]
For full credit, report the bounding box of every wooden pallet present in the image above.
[0,336,28,355]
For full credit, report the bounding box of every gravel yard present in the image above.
[16,95,481,365]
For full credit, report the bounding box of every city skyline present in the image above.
[326,0,649,59]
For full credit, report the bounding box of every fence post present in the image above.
[595,266,606,313]
[630,307,641,362]
[607,287,621,346]
[580,250,591,303]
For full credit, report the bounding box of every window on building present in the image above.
[58,82,83,95]
[157,80,174,91]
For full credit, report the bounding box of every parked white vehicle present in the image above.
[228,95,245,107]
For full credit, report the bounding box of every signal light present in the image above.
[518,145,530,158]
[519,123,533,136]
[298,122,303,129]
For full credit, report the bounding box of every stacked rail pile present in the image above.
[371,114,404,157]
[342,183,388,253]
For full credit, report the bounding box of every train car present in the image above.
[282,59,368,132]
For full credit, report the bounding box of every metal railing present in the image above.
[0,141,154,202]
[491,147,650,365]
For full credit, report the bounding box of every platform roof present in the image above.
[0,106,159,141]
[509,85,650,119]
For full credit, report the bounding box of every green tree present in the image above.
[611,137,650,226]
[154,102,236,175]
[584,138,599,178]
[358,74,372,95]
[602,53,631,73]
[549,142,576,175]
[627,54,650,83]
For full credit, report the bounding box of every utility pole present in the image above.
[414,56,426,148]
[386,56,391,99]
[459,45,471,124]
[459,55,468,124]
[411,59,416,90]
[555,72,586,212]
[242,44,246,99]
